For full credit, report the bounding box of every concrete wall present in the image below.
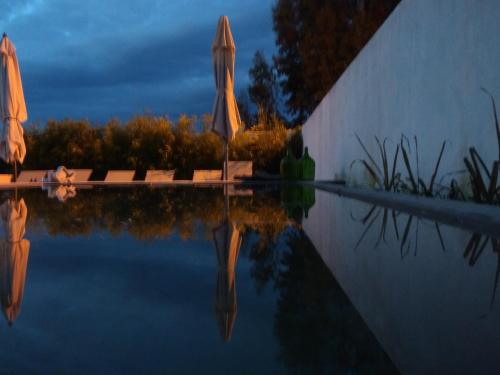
[302,0,500,184]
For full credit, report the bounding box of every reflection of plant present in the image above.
[463,233,500,309]
[352,134,400,191]
[353,203,500,310]
[352,204,446,258]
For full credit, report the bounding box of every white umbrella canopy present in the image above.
[0,34,27,170]
[0,198,30,326]
[211,16,241,180]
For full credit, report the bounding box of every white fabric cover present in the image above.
[0,36,27,164]
[211,16,241,141]
[46,166,76,184]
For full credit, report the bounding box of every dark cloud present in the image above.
[2,0,276,123]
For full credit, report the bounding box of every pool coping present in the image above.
[310,181,500,238]
[0,180,283,189]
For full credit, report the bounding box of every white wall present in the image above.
[302,0,500,184]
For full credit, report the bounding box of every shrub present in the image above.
[11,113,292,178]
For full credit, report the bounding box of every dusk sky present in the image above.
[1,0,276,125]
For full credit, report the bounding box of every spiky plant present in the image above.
[351,134,400,191]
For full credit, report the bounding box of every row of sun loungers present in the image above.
[0,161,253,184]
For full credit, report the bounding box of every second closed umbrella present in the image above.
[211,16,241,180]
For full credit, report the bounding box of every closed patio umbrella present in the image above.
[0,198,30,325]
[213,217,241,341]
[0,33,28,180]
[211,16,241,180]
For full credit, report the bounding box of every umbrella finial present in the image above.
[2,33,6,37]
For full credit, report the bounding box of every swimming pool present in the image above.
[0,186,497,374]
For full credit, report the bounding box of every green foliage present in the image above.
[16,113,290,179]
[352,134,400,191]
[230,120,288,173]
[353,134,448,196]
[464,149,499,204]
[399,136,447,197]
[464,90,500,205]
[272,0,400,124]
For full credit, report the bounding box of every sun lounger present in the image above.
[227,161,253,180]
[0,174,12,184]
[104,170,135,182]
[72,169,93,182]
[145,170,175,183]
[16,170,47,183]
[192,170,222,181]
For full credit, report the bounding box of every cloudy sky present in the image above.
[1,0,276,125]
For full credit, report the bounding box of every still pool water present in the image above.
[0,186,497,374]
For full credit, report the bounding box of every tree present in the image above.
[236,90,254,129]
[248,50,278,118]
[273,0,400,124]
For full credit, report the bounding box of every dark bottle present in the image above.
[299,147,315,181]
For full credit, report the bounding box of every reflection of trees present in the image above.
[0,188,290,242]
[250,229,397,373]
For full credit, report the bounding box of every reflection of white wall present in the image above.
[303,190,500,374]
[302,0,500,184]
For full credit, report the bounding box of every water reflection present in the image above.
[213,219,241,341]
[303,189,500,374]
[352,205,446,256]
[12,187,291,240]
[463,233,500,308]
[42,184,77,202]
[250,229,398,373]
[0,198,30,326]
[280,185,316,222]
[352,203,500,309]
[0,186,405,374]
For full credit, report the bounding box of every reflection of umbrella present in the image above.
[211,16,241,180]
[0,198,30,325]
[0,34,28,180]
[213,218,241,341]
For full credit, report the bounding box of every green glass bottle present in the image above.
[280,148,298,180]
[299,147,315,181]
